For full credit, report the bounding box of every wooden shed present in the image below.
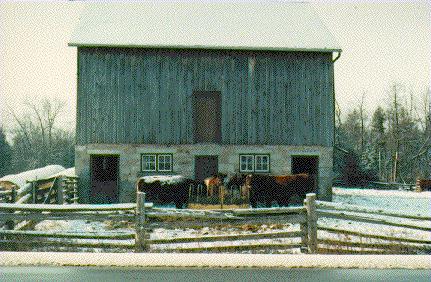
[69,2,341,203]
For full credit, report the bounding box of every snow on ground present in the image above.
[319,187,431,252]
[150,224,302,253]
[333,187,431,198]
[27,187,431,253]
[35,220,106,233]
[1,252,430,268]
[333,187,431,215]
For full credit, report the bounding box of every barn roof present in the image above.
[69,2,341,52]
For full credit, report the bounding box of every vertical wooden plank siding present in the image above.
[76,48,334,146]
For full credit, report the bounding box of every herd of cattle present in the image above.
[136,173,315,209]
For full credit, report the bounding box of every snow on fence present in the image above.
[0,165,65,190]
[0,166,78,206]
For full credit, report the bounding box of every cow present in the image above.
[228,173,315,208]
[203,173,228,198]
[136,175,196,209]
[226,174,251,199]
[416,179,431,192]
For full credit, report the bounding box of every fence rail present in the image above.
[0,190,429,254]
[0,192,315,254]
[0,188,16,204]
[316,199,431,254]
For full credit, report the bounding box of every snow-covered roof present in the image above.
[69,2,341,52]
[0,165,65,189]
[138,175,185,185]
[46,167,76,179]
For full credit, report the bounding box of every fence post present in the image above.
[135,191,147,252]
[31,181,36,204]
[11,186,17,203]
[300,198,308,253]
[57,178,64,204]
[305,193,317,253]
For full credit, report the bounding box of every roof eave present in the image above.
[68,42,342,53]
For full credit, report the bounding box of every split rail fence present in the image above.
[0,193,316,253]
[0,192,430,254]
[315,201,431,254]
[0,176,79,231]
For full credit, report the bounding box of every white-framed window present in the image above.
[158,154,172,172]
[255,155,269,172]
[142,154,156,172]
[141,153,173,172]
[240,155,254,172]
[239,154,270,173]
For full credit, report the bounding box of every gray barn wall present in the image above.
[76,48,335,146]
[75,144,333,203]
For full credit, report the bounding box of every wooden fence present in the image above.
[0,192,430,254]
[315,201,431,254]
[0,187,16,203]
[135,192,314,253]
[25,176,79,205]
[0,176,78,231]
[0,193,315,253]
[0,203,140,251]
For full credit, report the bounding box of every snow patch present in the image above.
[1,252,430,268]
[333,187,431,199]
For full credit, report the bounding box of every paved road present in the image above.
[0,267,430,282]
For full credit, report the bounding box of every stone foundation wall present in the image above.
[75,144,333,203]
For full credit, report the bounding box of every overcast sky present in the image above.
[0,1,430,132]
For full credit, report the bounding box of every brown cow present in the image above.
[203,173,228,198]
[416,179,431,192]
[230,173,314,208]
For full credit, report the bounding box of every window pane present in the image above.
[142,155,156,171]
[247,156,253,171]
[255,155,269,172]
[158,155,172,171]
[240,155,254,172]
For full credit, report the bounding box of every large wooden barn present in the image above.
[69,3,341,204]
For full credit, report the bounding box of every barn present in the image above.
[69,2,341,204]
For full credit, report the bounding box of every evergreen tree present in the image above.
[0,127,13,177]
[370,107,386,180]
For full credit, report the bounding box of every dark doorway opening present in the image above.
[90,155,119,204]
[193,91,221,143]
[292,156,319,193]
[195,156,218,182]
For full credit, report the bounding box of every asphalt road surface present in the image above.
[0,267,430,282]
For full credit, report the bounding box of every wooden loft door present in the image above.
[193,91,221,143]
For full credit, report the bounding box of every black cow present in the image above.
[136,175,195,209]
[228,173,314,208]
[226,174,251,199]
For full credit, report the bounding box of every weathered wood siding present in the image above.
[77,48,334,146]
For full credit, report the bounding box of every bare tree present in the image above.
[7,98,74,172]
[359,92,367,154]
[388,84,402,182]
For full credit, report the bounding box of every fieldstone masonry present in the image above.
[75,144,333,203]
